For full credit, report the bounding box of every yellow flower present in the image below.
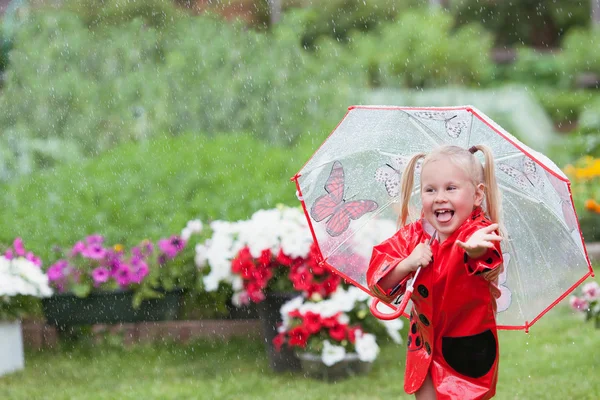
[113,244,124,252]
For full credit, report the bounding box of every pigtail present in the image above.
[397,152,426,228]
[471,144,506,238]
[471,144,505,307]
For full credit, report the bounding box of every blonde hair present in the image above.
[396,145,505,307]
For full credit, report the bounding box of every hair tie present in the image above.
[468,146,478,154]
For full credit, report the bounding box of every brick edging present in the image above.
[21,319,263,350]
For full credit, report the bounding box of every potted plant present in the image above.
[274,286,404,381]
[1,238,53,376]
[569,280,600,328]
[195,205,341,371]
[42,220,203,326]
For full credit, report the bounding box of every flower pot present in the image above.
[296,352,373,382]
[41,290,183,327]
[0,320,25,376]
[256,291,301,372]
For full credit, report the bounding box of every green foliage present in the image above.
[295,0,419,49]
[506,48,564,87]
[61,0,188,28]
[0,133,314,264]
[451,0,590,47]
[349,10,494,88]
[533,87,597,126]
[0,7,350,181]
[558,27,600,86]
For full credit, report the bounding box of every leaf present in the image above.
[72,284,92,298]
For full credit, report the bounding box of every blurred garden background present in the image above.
[0,0,600,398]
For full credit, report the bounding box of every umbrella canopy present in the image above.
[292,105,594,331]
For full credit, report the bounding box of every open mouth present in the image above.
[435,209,454,223]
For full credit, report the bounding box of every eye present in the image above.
[424,187,434,193]
[447,186,457,191]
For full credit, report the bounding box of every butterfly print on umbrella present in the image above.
[410,110,471,139]
[496,253,512,313]
[498,157,544,190]
[375,156,422,197]
[310,161,378,237]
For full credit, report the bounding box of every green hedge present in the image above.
[0,7,349,181]
[0,133,317,262]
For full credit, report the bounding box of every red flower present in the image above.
[290,266,313,291]
[258,249,272,268]
[273,332,286,351]
[252,265,273,286]
[276,249,294,267]
[302,311,322,334]
[329,322,347,342]
[347,326,362,344]
[288,326,310,348]
[322,314,340,328]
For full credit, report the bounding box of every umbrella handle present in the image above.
[369,290,413,320]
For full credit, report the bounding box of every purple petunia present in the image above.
[47,261,68,281]
[158,235,186,259]
[13,237,26,257]
[92,267,111,285]
[114,264,132,287]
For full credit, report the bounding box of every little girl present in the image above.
[367,145,504,400]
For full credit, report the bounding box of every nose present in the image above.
[434,192,447,203]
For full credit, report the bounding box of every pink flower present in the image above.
[582,282,600,302]
[70,241,86,256]
[114,264,132,287]
[4,248,13,259]
[82,244,106,260]
[158,236,186,259]
[130,260,149,284]
[570,296,589,311]
[47,261,67,281]
[26,251,42,268]
[13,237,26,257]
[92,267,110,285]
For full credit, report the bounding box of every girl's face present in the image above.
[420,158,484,242]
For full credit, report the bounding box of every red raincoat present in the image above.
[367,207,503,400]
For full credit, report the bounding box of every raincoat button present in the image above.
[417,284,429,298]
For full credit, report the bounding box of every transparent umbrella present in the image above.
[292,105,595,331]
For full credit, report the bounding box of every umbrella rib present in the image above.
[503,194,558,321]
[497,183,541,204]
[408,118,441,147]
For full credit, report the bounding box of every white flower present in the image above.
[196,206,313,298]
[321,340,346,366]
[355,332,379,362]
[0,256,53,300]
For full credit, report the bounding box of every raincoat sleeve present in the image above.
[461,221,503,276]
[367,224,420,303]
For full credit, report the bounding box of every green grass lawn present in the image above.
[1,305,598,400]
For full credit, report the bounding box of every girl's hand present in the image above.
[456,223,503,259]
[401,242,433,273]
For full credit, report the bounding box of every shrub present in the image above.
[0,8,352,181]
[349,10,494,88]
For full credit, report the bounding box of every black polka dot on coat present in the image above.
[411,323,417,334]
[419,314,430,326]
[425,342,431,355]
[417,284,429,298]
